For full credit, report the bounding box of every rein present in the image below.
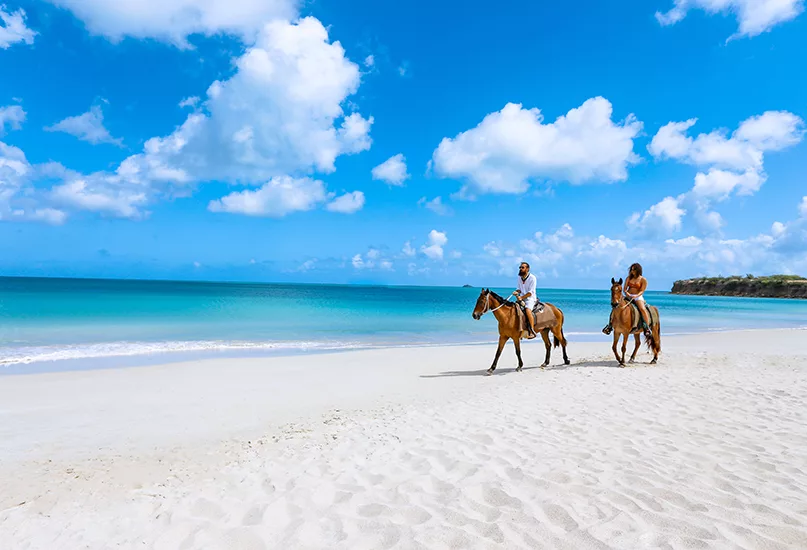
[482,292,513,316]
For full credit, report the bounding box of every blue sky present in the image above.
[1,0,806,290]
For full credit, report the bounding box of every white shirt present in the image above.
[517,273,537,309]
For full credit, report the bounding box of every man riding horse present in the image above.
[513,262,538,339]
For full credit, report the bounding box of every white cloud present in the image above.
[800,196,807,218]
[179,96,200,109]
[649,112,804,172]
[402,241,415,257]
[0,105,25,135]
[326,190,365,214]
[371,154,409,186]
[0,5,36,49]
[430,97,642,195]
[45,105,123,146]
[656,0,804,38]
[208,176,328,217]
[45,0,298,47]
[636,111,805,236]
[627,196,686,235]
[118,18,371,187]
[418,196,451,216]
[351,248,393,271]
[50,176,149,219]
[421,229,447,260]
[364,55,375,68]
[32,17,373,220]
[691,168,764,200]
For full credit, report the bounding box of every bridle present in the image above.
[479,291,513,316]
[611,285,634,310]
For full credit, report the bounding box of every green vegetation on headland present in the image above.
[671,275,807,299]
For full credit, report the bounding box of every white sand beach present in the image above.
[2,329,807,549]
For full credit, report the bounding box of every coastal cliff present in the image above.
[671,275,807,299]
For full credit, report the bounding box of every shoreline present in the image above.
[2,328,806,548]
[3,324,807,376]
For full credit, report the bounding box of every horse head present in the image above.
[472,288,490,320]
[610,278,623,307]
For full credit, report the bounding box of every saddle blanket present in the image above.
[627,302,658,333]
[516,301,557,335]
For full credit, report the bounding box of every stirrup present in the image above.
[602,325,612,335]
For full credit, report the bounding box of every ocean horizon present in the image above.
[2,276,806,374]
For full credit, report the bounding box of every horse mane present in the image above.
[487,290,514,307]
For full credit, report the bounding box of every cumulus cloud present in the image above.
[45,0,298,47]
[0,105,26,135]
[430,97,642,195]
[118,18,372,189]
[371,153,409,186]
[351,248,394,271]
[474,219,807,286]
[418,196,451,216]
[179,96,200,109]
[628,196,686,236]
[0,142,68,224]
[13,17,373,222]
[649,112,804,173]
[208,176,327,217]
[421,229,447,260]
[632,111,805,236]
[656,0,804,39]
[0,5,36,49]
[326,190,365,214]
[402,241,415,257]
[800,196,807,218]
[50,176,148,218]
[45,105,123,146]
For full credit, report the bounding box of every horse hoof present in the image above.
[619,363,626,368]
[629,359,635,364]
[650,359,657,365]
[486,369,494,376]
[539,363,548,369]
[516,366,523,372]
[564,359,570,365]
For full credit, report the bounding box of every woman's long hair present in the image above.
[629,262,643,277]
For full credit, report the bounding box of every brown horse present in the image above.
[608,278,661,366]
[472,289,570,375]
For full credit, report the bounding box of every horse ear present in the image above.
[618,278,623,285]
[611,278,615,285]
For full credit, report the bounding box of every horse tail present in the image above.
[644,306,660,353]
[552,306,567,348]
[652,310,661,354]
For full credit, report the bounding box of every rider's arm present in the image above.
[623,279,631,297]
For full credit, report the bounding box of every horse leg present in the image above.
[513,337,524,372]
[620,334,628,366]
[487,335,508,375]
[552,324,571,365]
[612,332,623,365]
[540,329,551,368]
[629,333,640,363]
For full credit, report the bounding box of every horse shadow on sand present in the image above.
[419,358,641,379]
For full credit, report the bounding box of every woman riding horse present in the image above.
[603,262,652,339]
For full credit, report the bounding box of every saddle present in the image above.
[516,300,557,337]
[627,302,657,334]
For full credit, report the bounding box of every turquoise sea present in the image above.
[1,277,806,373]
